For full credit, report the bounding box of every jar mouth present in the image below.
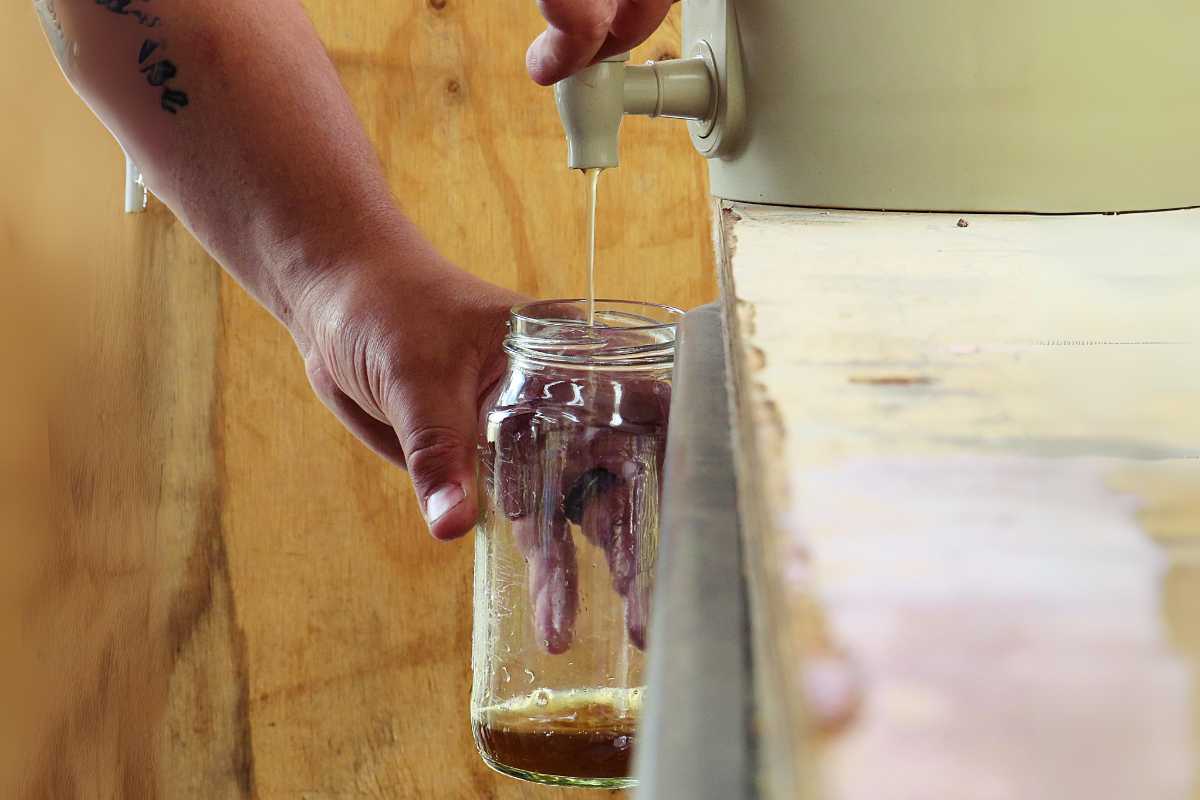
[506,299,683,369]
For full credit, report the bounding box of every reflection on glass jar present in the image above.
[471,299,681,789]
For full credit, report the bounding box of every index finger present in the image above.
[537,0,618,35]
[527,0,617,85]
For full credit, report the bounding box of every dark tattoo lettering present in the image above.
[160,88,189,114]
[137,42,188,112]
[141,59,176,86]
[95,0,160,25]
[137,39,160,64]
[95,1,185,112]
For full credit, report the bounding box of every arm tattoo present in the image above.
[96,0,160,27]
[96,0,187,113]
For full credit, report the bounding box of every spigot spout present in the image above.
[554,52,717,170]
[554,54,630,170]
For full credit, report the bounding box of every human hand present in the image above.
[291,235,525,542]
[527,0,680,85]
[483,368,671,654]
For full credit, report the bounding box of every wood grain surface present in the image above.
[720,203,1200,800]
[0,3,715,798]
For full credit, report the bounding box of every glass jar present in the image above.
[471,299,681,789]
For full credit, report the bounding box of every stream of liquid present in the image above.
[584,167,603,326]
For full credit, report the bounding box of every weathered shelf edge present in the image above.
[716,200,808,800]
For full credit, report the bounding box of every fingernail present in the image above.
[426,483,465,523]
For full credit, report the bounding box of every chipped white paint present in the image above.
[729,206,1200,468]
[32,0,70,64]
[719,203,1200,800]
[124,155,147,214]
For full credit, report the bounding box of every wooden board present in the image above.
[0,3,715,798]
[719,202,1200,800]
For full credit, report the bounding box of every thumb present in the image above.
[388,383,482,542]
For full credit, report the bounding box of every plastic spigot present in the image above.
[554,55,630,170]
[554,53,717,170]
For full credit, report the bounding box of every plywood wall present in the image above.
[0,2,714,797]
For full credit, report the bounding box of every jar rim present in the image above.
[510,299,685,331]
[505,299,683,370]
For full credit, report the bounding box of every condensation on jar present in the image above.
[470,299,680,789]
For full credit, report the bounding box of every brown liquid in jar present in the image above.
[473,688,640,780]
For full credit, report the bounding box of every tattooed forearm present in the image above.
[96,0,187,113]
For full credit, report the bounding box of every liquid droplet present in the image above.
[533,688,551,707]
[501,667,511,683]
[524,668,536,685]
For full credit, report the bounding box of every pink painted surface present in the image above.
[784,456,1193,800]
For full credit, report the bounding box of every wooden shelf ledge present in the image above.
[718,202,1200,800]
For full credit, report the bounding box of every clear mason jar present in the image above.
[471,299,681,789]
